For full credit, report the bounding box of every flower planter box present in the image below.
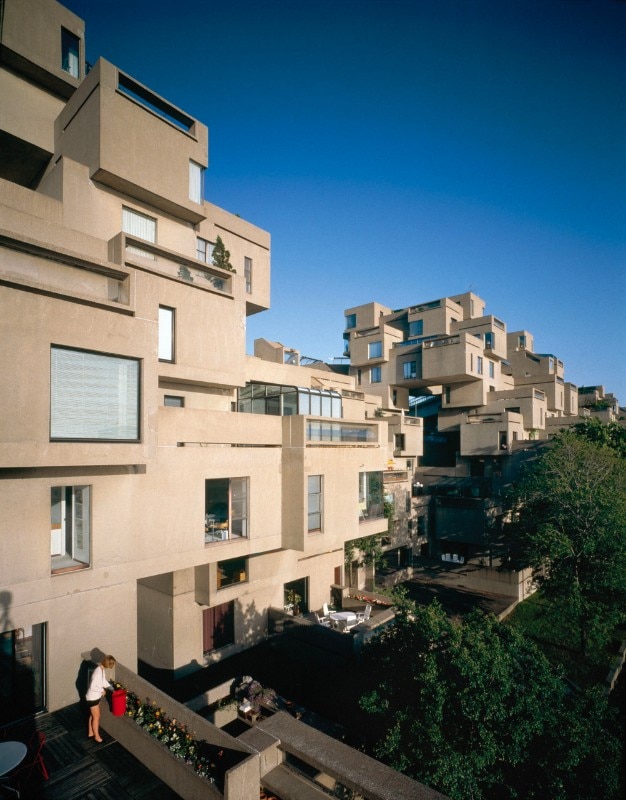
[99,661,260,800]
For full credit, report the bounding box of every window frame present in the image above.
[217,557,248,590]
[61,27,80,78]
[368,340,383,359]
[307,475,323,533]
[205,477,249,543]
[158,305,175,362]
[244,257,252,294]
[50,346,141,442]
[189,160,204,204]
[51,485,91,573]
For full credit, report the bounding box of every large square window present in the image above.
[51,485,90,572]
[368,341,382,359]
[203,601,234,654]
[50,347,140,441]
[61,28,79,78]
[217,557,247,590]
[205,478,248,543]
[308,475,323,532]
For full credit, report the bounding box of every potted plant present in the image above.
[284,588,301,615]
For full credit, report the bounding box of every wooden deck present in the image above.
[1,703,183,799]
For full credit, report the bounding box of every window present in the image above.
[1,624,46,723]
[476,356,483,375]
[203,602,234,654]
[308,475,323,532]
[357,369,362,386]
[158,306,175,362]
[197,237,214,263]
[51,486,90,571]
[189,161,204,204]
[417,516,426,536]
[499,432,508,450]
[409,319,423,337]
[403,360,417,380]
[395,433,406,451]
[61,28,79,78]
[205,478,248,543]
[217,557,247,589]
[343,333,350,356]
[122,207,156,243]
[368,341,382,359]
[50,347,140,441]
[518,335,526,349]
[444,386,451,404]
[164,395,184,407]
[370,366,381,383]
[123,207,156,259]
[484,332,494,349]
[244,257,252,293]
[345,313,356,329]
[359,471,383,520]
[488,361,495,379]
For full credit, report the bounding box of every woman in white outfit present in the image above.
[85,654,116,742]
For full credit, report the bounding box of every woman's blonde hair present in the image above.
[102,655,116,669]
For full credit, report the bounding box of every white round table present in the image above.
[0,741,27,776]
[329,611,357,629]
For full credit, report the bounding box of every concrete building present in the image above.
[0,0,392,726]
[343,292,583,581]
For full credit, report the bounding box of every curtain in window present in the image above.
[189,161,203,204]
[51,347,139,440]
[122,208,156,242]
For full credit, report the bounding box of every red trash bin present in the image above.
[111,688,127,716]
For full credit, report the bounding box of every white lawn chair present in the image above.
[356,604,372,622]
[322,602,331,618]
[315,612,331,627]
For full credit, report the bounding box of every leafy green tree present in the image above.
[211,235,235,271]
[510,432,626,654]
[570,417,626,458]
[360,594,621,799]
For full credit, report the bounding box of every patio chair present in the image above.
[356,604,372,622]
[15,730,49,788]
[314,613,331,628]
[322,602,331,618]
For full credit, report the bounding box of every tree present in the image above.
[211,235,235,272]
[359,594,621,799]
[509,432,626,654]
[570,417,626,458]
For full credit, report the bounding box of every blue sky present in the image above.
[68,0,625,402]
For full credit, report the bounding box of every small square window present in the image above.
[345,313,356,329]
[197,237,214,263]
[217,557,247,589]
[164,395,184,407]
[409,319,423,337]
[368,341,383,359]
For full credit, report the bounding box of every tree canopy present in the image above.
[360,594,620,800]
[509,431,626,653]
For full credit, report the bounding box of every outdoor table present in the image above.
[0,741,27,776]
[329,611,357,629]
